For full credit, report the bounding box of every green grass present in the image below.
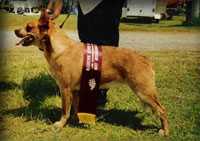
[0,13,77,31]
[120,16,200,32]
[1,13,200,32]
[0,47,200,141]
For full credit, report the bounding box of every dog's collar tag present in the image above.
[78,43,102,124]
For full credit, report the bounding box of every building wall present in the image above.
[10,0,42,7]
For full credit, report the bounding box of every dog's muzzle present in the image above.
[16,34,35,46]
[15,29,35,46]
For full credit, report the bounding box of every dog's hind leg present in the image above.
[137,90,169,136]
[54,87,73,128]
[128,81,169,136]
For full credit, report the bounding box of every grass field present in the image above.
[0,47,200,141]
[0,13,200,32]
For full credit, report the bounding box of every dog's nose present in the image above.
[14,29,25,38]
[15,29,21,37]
[14,29,19,35]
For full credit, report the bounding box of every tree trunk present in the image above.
[185,0,200,24]
[186,0,192,24]
[192,0,200,19]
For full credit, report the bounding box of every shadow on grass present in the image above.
[4,73,157,131]
[4,73,61,123]
[97,109,158,131]
[0,81,20,92]
[22,73,59,107]
[120,17,156,24]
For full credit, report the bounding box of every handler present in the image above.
[78,0,124,47]
[47,0,124,105]
[48,0,124,45]
[78,0,124,105]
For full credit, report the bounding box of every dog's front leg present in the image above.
[54,87,72,128]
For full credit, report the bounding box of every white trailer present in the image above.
[9,0,41,15]
[122,0,167,22]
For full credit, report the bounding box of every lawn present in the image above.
[0,13,77,31]
[0,47,200,141]
[0,13,200,32]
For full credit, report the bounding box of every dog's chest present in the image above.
[48,60,64,84]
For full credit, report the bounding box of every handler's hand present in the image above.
[46,9,55,20]
[47,0,63,20]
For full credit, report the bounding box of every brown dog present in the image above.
[14,4,169,136]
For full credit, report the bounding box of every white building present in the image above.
[0,0,42,15]
[12,0,42,15]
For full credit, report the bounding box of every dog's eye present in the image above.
[26,26,32,32]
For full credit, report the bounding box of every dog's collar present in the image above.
[40,34,53,53]
[40,34,64,60]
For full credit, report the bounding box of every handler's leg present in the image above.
[77,0,124,105]
[77,0,124,46]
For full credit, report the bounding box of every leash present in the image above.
[59,13,70,29]
[59,0,74,29]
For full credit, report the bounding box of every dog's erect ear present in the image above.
[39,9,49,21]
[39,9,50,32]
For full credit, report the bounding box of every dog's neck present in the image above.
[42,27,75,60]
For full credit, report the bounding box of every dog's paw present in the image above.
[158,129,169,136]
[54,121,66,128]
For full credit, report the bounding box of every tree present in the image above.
[185,0,200,24]
[192,0,200,18]
[186,0,192,23]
